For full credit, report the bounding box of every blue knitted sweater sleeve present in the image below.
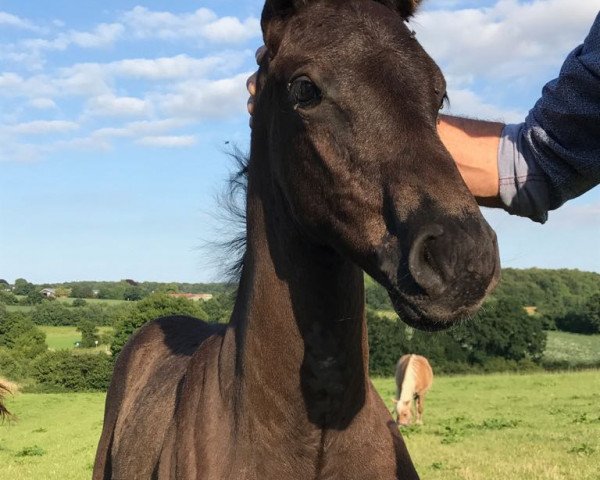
[497,13,600,223]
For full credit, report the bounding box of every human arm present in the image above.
[437,115,504,208]
[498,13,600,223]
[439,13,600,223]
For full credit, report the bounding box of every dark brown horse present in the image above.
[94,1,500,478]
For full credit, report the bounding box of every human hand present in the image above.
[246,46,267,126]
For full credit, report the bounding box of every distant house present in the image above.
[40,288,56,299]
[168,293,213,302]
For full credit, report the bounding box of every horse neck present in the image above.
[224,140,369,430]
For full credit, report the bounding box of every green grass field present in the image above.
[39,326,114,351]
[1,371,599,479]
[5,298,128,313]
[544,331,600,366]
[373,371,600,480]
[55,298,128,307]
[0,393,104,480]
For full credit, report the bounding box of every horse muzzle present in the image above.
[380,216,500,330]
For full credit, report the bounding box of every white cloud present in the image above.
[11,2,594,161]
[0,141,43,162]
[4,120,79,135]
[0,52,246,102]
[0,72,56,98]
[29,98,57,109]
[51,136,112,152]
[68,23,124,48]
[21,22,124,52]
[121,6,260,44]
[109,53,243,80]
[92,119,190,139]
[156,73,250,120]
[0,72,23,90]
[135,135,198,148]
[414,0,600,80]
[0,11,37,30]
[84,94,152,118]
[0,8,256,73]
[54,63,112,96]
[200,17,261,44]
[0,47,45,71]
[410,0,600,123]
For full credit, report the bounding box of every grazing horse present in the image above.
[393,355,433,426]
[94,0,500,478]
[0,383,11,419]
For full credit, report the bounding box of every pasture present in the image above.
[5,298,128,313]
[39,326,114,351]
[544,331,600,366]
[1,371,598,479]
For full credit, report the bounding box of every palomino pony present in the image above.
[393,355,433,426]
[94,0,500,478]
[0,383,12,419]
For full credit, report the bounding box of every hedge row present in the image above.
[0,349,113,392]
[30,351,113,392]
[367,297,547,377]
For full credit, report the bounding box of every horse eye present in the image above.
[439,93,449,111]
[288,76,322,109]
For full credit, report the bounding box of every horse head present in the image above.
[392,398,413,426]
[254,0,500,331]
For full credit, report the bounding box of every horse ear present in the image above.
[261,0,308,54]
[377,0,423,19]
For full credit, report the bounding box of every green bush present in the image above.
[111,293,209,358]
[367,310,409,376]
[202,292,235,324]
[366,297,547,376]
[555,294,600,334]
[31,302,78,326]
[0,290,19,305]
[30,302,114,327]
[77,321,99,348]
[365,277,393,311]
[0,348,29,380]
[450,298,547,364]
[31,351,113,391]
[72,298,87,307]
[0,309,48,358]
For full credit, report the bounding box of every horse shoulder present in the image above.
[94,316,224,480]
[170,332,234,479]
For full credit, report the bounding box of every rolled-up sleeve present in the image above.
[498,12,600,223]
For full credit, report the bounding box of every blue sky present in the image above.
[0,0,599,284]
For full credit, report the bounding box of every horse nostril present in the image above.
[408,224,447,297]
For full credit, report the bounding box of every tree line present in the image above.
[367,268,600,335]
[0,268,598,391]
[1,278,234,304]
[0,292,235,392]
